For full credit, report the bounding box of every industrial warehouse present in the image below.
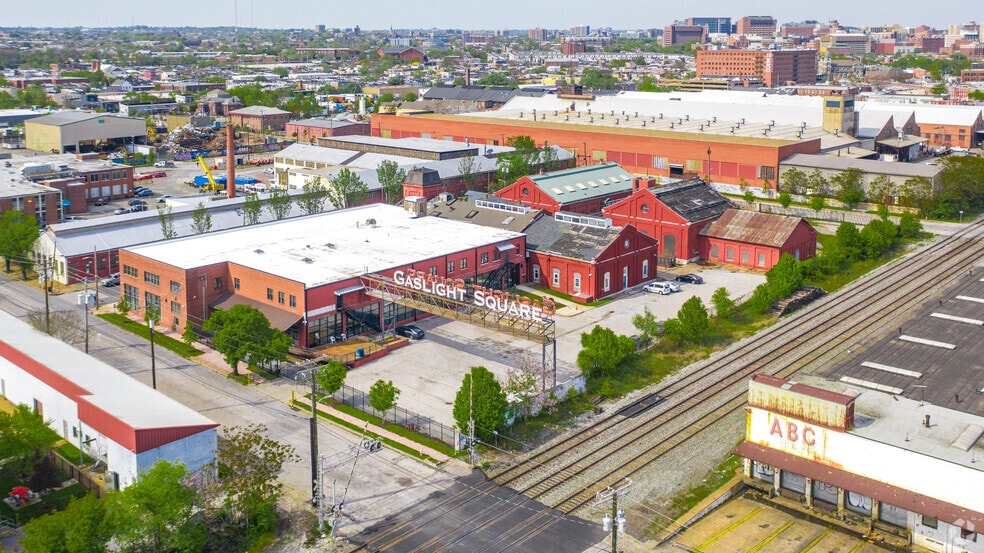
[118,203,529,348]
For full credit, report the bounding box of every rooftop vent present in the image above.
[302,257,313,264]
[254,249,264,254]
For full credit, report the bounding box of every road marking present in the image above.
[747,519,795,553]
[694,507,762,552]
[798,526,835,553]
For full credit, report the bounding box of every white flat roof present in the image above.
[125,203,524,289]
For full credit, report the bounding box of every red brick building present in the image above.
[377,47,426,63]
[373,113,820,191]
[284,118,370,143]
[603,176,731,262]
[495,162,635,215]
[696,49,818,87]
[699,209,816,270]
[228,106,292,133]
[526,217,659,302]
[736,16,777,36]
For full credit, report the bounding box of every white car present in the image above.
[644,281,680,295]
[262,168,274,174]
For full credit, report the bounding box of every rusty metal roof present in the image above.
[649,177,732,222]
[699,208,813,247]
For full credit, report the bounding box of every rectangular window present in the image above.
[460,258,467,270]
[481,253,489,265]
[726,247,734,262]
[143,271,160,286]
[123,283,139,309]
[429,265,437,275]
[144,291,161,316]
[685,159,702,172]
[214,277,222,290]
[642,260,649,279]
[267,287,274,300]
[278,291,285,304]
[170,301,182,314]
[552,269,560,286]
[170,280,181,294]
[289,295,296,308]
[493,249,501,261]
[112,170,121,180]
[711,245,719,258]
[759,166,776,181]
[234,277,240,290]
[742,250,750,264]
[603,272,611,291]
[122,264,137,277]
[922,515,938,529]
[102,172,110,181]
[532,265,540,283]
[447,261,454,273]
[653,156,668,169]
[758,253,766,267]
[90,174,99,182]
[572,273,581,292]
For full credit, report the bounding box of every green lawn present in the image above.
[0,466,85,523]
[97,313,203,358]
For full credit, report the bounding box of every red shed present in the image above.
[699,208,817,270]
[603,177,731,263]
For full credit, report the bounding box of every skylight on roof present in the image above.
[551,187,564,194]
[575,182,587,189]
[502,216,515,225]
[587,181,597,187]
[564,185,576,192]
[465,210,479,218]
[620,174,631,181]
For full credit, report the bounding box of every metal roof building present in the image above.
[0,310,218,490]
[24,111,147,154]
[495,162,636,216]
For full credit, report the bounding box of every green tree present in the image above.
[580,68,619,89]
[315,360,347,398]
[673,296,709,343]
[190,202,212,234]
[297,179,329,215]
[202,304,291,376]
[867,174,895,206]
[368,379,400,417]
[0,209,38,276]
[831,167,866,207]
[835,222,864,260]
[576,325,635,379]
[21,493,110,553]
[631,306,660,345]
[860,218,898,259]
[0,404,59,475]
[200,424,299,550]
[402,92,419,102]
[780,167,807,194]
[970,89,984,101]
[242,192,262,224]
[476,72,512,86]
[109,461,204,553]
[711,287,735,319]
[807,169,829,196]
[452,366,508,442]
[930,82,948,95]
[899,211,923,238]
[273,67,289,78]
[778,191,793,208]
[157,204,176,239]
[766,253,804,298]
[266,187,292,220]
[376,159,407,204]
[458,155,478,194]
[809,195,826,213]
[743,190,756,205]
[326,168,368,209]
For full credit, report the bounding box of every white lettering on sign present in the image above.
[769,417,816,446]
[392,269,556,321]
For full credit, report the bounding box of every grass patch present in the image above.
[97,313,203,358]
[54,443,94,466]
[293,400,460,462]
[644,454,743,538]
[0,465,86,523]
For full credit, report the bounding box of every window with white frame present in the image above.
[552,269,560,287]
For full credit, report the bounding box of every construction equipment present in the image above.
[196,155,223,192]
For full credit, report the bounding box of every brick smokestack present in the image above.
[465,67,471,86]
[226,124,235,198]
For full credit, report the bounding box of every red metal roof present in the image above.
[735,441,984,530]
[751,374,855,406]
[699,209,814,247]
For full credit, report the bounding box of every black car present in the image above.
[674,273,704,284]
[395,325,425,339]
[128,199,147,206]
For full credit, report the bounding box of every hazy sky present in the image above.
[2,0,980,31]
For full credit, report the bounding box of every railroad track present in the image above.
[490,218,984,516]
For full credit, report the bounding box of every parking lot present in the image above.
[342,268,766,428]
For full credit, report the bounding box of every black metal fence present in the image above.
[331,384,460,449]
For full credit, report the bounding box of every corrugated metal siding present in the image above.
[77,398,137,451]
[749,374,855,431]
[134,425,220,453]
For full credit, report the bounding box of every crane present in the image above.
[196,155,223,192]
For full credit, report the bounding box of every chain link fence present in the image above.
[331,384,460,448]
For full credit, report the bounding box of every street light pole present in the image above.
[149,318,157,389]
[706,147,712,183]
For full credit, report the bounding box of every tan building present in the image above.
[228,106,292,133]
[24,112,147,154]
[696,49,818,87]
[736,16,777,36]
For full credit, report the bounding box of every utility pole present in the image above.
[468,371,476,466]
[149,318,157,389]
[310,370,320,505]
[595,479,631,553]
[81,278,90,354]
[42,260,50,334]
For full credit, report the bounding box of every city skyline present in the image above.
[2,0,980,32]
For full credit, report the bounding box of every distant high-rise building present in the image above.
[314,24,325,33]
[662,24,707,47]
[736,16,777,36]
[561,40,586,55]
[696,49,818,87]
[685,17,731,34]
[529,28,547,41]
[570,25,590,36]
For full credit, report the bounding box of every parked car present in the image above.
[156,195,172,203]
[128,199,147,206]
[100,273,120,287]
[644,281,680,295]
[114,207,128,215]
[395,325,425,339]
[136,189,155,197]
[674,274,704,285]
[263,168,274,174]
[130,204,148,212]
[133,186,149,193]
[154,161,174,168]
[93,197,109,206]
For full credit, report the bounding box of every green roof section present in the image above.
[530,162,634,204]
